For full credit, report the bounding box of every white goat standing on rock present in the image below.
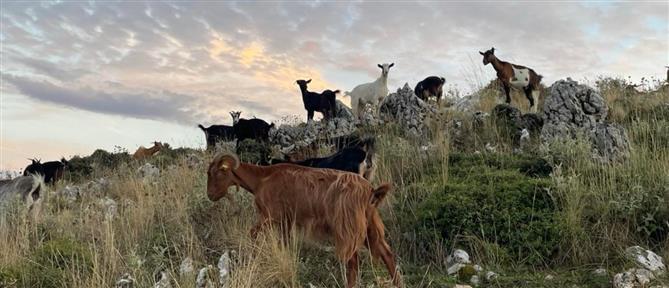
[345,63,394,120]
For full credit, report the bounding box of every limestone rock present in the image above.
[380,83,437,137]
[625,246,666,276]
[116,273,135,288]
[137,163,160,180]
[153,270,172,288]
[541,78,630,162]
[179,257,194,276]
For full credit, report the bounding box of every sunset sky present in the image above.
[1,1,668,171]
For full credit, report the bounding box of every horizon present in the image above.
[1,1,668,172]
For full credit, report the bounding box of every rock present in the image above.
[179,257,194,275]
[448,263,466,275]
[614,268,656,288]
[454,92,480,112]
[593,267,607,276]
[470,275,480,286]
[454,285,473,288]
[99,197,118,221]
[485,271,498,281]
[541,78,630,162]
[472,111,489,130]
[217,251,231,285]
[85,177,111,196]
[380,83,437,137]
[485,143,496,153]
[137,163,160,180]
[153,270,172,288]
[473,264,483,272]
[196,265,215,288]
[447,249,471,267]
[58,185,81,203]
[116,273,135,288]
[492,104,544,134]
[625,246,666,276]
[544,274,555,281]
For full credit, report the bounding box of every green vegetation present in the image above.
[1,77,667,287]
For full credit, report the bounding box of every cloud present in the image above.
[3,74,202,124]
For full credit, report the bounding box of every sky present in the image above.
[1,1,668,171]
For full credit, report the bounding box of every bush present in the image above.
[410,153,560,265]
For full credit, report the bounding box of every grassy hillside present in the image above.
[1,78,667,287]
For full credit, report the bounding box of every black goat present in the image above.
[198,124,236,150]
[234,118,274,142]
[415,76,446,103]
[23,158,68,185]
[269,137,376,181]
[296,79,339,121]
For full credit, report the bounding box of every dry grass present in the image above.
[1,77,667,287]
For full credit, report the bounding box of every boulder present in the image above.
[542,79,630,162]
[380,83,438,137]
[625,246,666,276]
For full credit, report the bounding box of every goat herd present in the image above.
[6,48,544,288]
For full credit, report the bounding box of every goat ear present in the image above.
[389,63,394,68]
[369,183,392,207]
[306,79,311,83]
[479,51,484,55]
[377,64,383,69]
[491,47,495,53]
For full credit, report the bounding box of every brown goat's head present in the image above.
[229,111,242,124]
[479,47,495,65]
[206,153,240,201]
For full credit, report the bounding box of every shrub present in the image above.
[409,153,560,265]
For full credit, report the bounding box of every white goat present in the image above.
[345,63,394,119]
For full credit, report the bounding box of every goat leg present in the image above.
[345,252,359,288]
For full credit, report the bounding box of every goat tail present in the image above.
[333,90,341,94]
[197,124,206,131]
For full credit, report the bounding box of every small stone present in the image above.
[485,271,498,281]
[447,263,465,275]
[153,270,172,288]
[593,267,607,276]
[446,249,471,266]
[218,251,231,285]
[115,273,135,288]
[470,275,480,286]
[473,264,483,272]
[544,274,555,281]
[179,257,194,275]
[196,265,214,288]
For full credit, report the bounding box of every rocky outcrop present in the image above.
[270,100,356,154]
[492,104,543,135]
[625,246,666,276]
[379,83,437,137]
[541,79,630,162]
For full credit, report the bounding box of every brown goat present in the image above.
[132,141,163,160]
[480,47,543,112]
[207,153,401,288]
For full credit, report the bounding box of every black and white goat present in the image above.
[23,158,67,185]
[296,79,339,122]
[198,124,235,150]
